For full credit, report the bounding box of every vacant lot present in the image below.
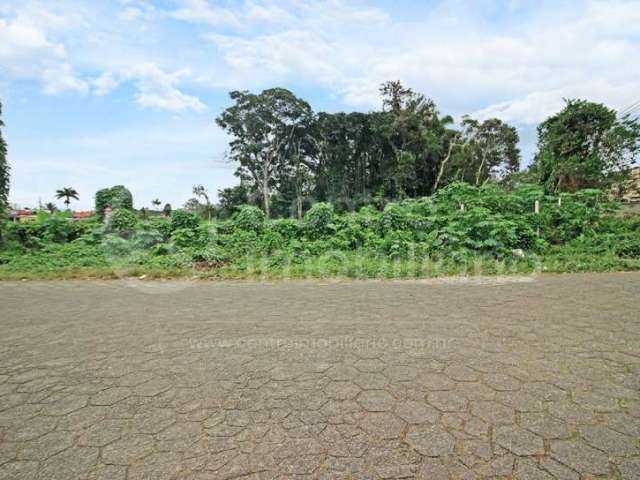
[0,273,639,479]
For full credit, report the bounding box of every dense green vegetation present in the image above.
[0,86,639,280]
[0,101,8,221]
[1,183,639,279]
[215,82,523,218]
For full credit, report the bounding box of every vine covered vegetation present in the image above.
[1,183,638,279]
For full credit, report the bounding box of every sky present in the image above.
[1,0,639,210]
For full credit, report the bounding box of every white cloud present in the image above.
[169,0,238,26]
[0,15,65,59]
[130,63,206,112]
[1,0,639,123]
[92,71,120,96]
[41,63,88,95]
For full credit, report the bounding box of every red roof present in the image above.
[72,211,94,219]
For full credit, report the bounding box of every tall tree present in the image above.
[533,99,640,192]
[447,117,520,186]
[56,187,79,208]
[216,88,313,217]
[0,101,9,217]
[192,184,214,220]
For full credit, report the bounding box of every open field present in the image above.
[1,273,639,479]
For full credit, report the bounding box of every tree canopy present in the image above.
[0,101,9,217]
[95,185,133,217]
[217,82,521,218]
[532,99,640,193]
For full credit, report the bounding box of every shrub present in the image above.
[95,185,133,218]
[170,209,200,232]
[171,227,207,249]
[304,202,335,238]
[132,229,164,250]
[101,235,133,257]
[108,209,137,237]
[233,205,265,233]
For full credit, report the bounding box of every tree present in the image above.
[217,184,252,219]
[192,184,215,220]
[216,88,314,217]
[0,100,9,218]
[95,185,133,218]
[163,203,172,216]
[151,198,161,209]
[449,117,521,186]
[533,99,640,192]
[45,202,58,214]
[55,188,79,208]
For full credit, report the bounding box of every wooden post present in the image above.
[557,196,562,207]
[460,203,465,212]
[535,200,540,236]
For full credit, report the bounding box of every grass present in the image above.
[1,248,638,281]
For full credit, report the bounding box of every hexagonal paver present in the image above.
[493,425,545,456]
[102,434,155,465]
[428,391,468,412]
[471,401,516,425]
[18,430,73,460]
[406,424,455,456]
[76,419,124,447]
[579,425,639,455]
[324,381,361,400]
[485,373,521,392]
[383,365,418,382]
[550,439,609,476]
[134,379,172,397]
[357,390,396,411]
[520,412,571,440]
[90,387,130,406]
[1,274,639,479]
[395,400,440,424]
[360,412,405,439]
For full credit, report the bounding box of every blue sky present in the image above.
[1,0,639,210]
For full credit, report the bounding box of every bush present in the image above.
[170,209,200,232]
[171,227,208,249]
[233,205,265,233]
[95,185,133,218]
[108,209,137,237]
[304,202,335,238]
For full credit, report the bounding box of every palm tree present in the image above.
[44,202,58,214]
[55,187,79,208]
[151,198,161,210]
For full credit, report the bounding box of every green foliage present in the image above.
[170,209,200,232]
[533,99,640,192]
[0,101,9,219]
[304,202,335,238]
[170,227,207,249]
[95,185,133,217]
[233,205,265,233]
[108,208,137,236]
[2,180,640,279]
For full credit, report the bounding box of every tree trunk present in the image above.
[262,177,270,218]
[475,150,488,186]
[433,141,456,193]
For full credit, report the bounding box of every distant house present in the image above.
[8,209,95,222]
[610,167,640,203]
[621,167,640,203]
[71,211,94,221]
[9,209,37,223]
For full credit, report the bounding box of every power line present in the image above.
[619,100,640,116]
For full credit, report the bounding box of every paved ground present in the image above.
[0,273,639,479]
